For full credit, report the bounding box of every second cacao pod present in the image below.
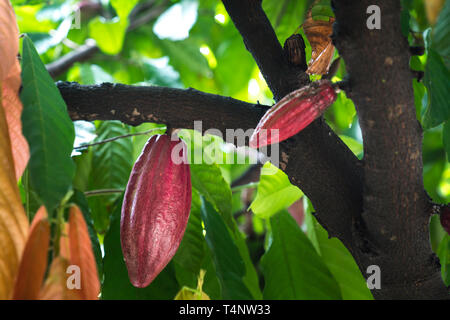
[121,134,191,288]
[250,79,337,148]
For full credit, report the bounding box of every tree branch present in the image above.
[58,81,267,130]
[46,40,99,78]
[221,0,363,253]
[332,0,449,299]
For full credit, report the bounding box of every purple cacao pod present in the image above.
[250,80,337,148]
[121,134,191,288]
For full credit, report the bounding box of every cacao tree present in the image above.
[0,0,449,300]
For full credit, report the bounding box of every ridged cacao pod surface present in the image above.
[250,80,337,148]
[121,134,191,288]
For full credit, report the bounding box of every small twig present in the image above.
[46,39,99,77]
[73,126,166,150]
[84,189,124,197]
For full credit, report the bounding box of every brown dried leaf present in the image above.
[2,60,30,180]
[0,87,28,299]
[0,0,19,81]
[39,257,83,300]
[12,207,49,300]
[68,205,100,300]
[303,10,335,75]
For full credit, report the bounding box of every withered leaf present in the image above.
[303,10,335,75]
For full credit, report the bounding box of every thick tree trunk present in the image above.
[332,0,448,299]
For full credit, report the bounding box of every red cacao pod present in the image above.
[441,206,450,235]
[249,79,337,148]
[121,134,191,288]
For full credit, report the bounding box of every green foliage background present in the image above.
[15,0,450,299]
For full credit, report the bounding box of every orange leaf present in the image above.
[0,86,28,299]
[0,0,19,81]
[0,0,30,180]
[68,205,100,300]
[59,222,71,261]
[12,207,50,300]
[303,10,335,75]
[39,257,83,300]
[2,60,30,180]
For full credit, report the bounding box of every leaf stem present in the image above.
[84,189,124,197]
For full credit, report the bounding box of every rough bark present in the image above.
[332,0,448,298]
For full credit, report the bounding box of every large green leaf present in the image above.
[444,121,450,161]
[200,198,253,300]
[232,228,263,300]
[260,211,342,299]
[432,0,450,69]
[190,163,234,229]
[101,197,180,299]
[179,130,234,230]
[422,28,450,129]
[214,35,255,97]
[263,0,313,43]
[20,36,75,212]
[110,0,139,21]
[89,18,127,55]
[79,64,115,85]
[72,150,92,192]
[305,211,373,300]
[250,162,303,218]
[174,189,205,275]
[87,121,134,233]
[437,234,450,286]
[422,49,450,128]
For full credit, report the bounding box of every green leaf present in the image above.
[432,0,450,69]
[200,199,253,300]
[87,121,134,233]
[73,150,92,192]
[326,90,356,131]
[89,18,127,55]
[437,234,450,286]
[80,64,115,85]
[232,228,263,299]
[190,163,234,229]
[179,130,234,230]
[422,29,450,129]
[305,212,373,300]
[70,190,103,280]
[215,36,255,96]
[157,38,211,80]
[102,197,180,299]
[444,121,450,162]
[339,136,363,159]
[110,0,138,21]
[263,0,311,43]
[130,123,166,163]
[174,189,205,275]
[20,36,75,212]
[260,211,342,299]
[311,0,334,21]
[250,162,303,218]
